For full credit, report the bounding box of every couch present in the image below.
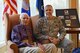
[4,12,39,53]
[4,12,64,53]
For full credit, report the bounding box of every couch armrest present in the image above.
[10,44,19,53]
[7,40,19,53]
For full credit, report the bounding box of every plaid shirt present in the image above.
[11,24,33,48]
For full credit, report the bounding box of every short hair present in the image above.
[44,5,53,11]
[45,5,53,8]
[20,13,29,20]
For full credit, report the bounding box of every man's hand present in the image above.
[38,43,45,53]
[22,39,28,44]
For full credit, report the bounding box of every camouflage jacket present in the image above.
[35,16,66,41]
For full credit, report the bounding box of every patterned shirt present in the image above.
[11,24,33,48]
[35,16,66,41]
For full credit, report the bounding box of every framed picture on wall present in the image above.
[56,9,80,28]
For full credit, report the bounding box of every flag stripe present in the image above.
[11,0,17,7]
[3,0,18,15]
[3,0,18,26]
[10,9,13,15]
[3,5,8,14]
[5,0,17,14]
[9,0,17,10]
[9,0,17,13]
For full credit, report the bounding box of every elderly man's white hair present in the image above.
[20,13,29,19]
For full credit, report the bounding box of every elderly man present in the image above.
[11,13,57,53]
[35,5,74,53]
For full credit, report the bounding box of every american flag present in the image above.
[3,0,18,15]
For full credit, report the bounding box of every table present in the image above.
[66,28,80,47]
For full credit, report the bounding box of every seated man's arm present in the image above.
[58,18,66,41]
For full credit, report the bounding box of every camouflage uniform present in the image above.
[35,16,73,53]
